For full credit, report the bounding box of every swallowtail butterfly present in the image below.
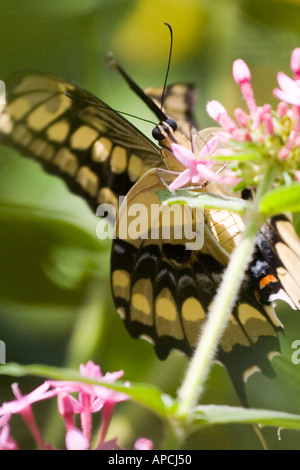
[0,70,299,405]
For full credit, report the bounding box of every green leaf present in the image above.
[192,405,300,431]
[157,190,250,213]
[213,152,262,161]
[156,189,176,203]
[259,184,300,215]
[0,363,170,419]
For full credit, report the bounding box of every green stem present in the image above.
[162,421,186,450]
[176,162,276,420]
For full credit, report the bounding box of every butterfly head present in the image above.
[152,117,193,172]
[152,118,177,142]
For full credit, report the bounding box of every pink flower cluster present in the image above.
[170,48,300,190]
[0,361,153,451]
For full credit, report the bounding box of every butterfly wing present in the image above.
[0,73,163,212]
[111,169,300,405]
[145,83,198,139]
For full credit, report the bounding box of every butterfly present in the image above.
[0,68,299,406]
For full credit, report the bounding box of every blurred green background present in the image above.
[0,0,300,450]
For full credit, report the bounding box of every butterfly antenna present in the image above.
[161,22,173,112]
[107,53,168,122]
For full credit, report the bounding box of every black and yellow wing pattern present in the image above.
[111,169,300,403]
[0,71,299,405]
[0,73,162,212]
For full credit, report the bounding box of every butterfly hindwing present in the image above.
[110,169,289,404]
[145,83,198,139]
[255,215,300,310]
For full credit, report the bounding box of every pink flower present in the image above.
[0,381,55,416]
[0,382,55,450]
[134,437,153,450]
[232,59,256,115]
[232,59,251,84]
[257,105,274,134]
[291,48,300,79]
[65,428,89,451]
[278,148,291,160]
[295,171,300,182]
[0,361,151,450]
[56,361,152,450]
[234,108,249,127]
[206,101,238,133]
[58,393,76,430]
[52,361,129,447]
[273,72,300,106]
[276,101,289,118]
[206,50,300,186]
[169,138,239,191]
[80,361,102,379]
[206,101,246,141]
[0,425,18,450]
[0,415,18,450]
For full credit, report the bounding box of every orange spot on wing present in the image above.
[259,274,277,290]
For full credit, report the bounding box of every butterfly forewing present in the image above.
[0,73,162,212]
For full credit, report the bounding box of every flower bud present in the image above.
[233,59,251,84]
[206,100,227,121]
[291,48,300,79]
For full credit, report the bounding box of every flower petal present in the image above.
[169,169,193,191]
[199,135,218,157]
[171,144,198,168]
[196,163,239,185]
[277,71,297,91]
[65,428,89,450]
[291,48,300,76]
[0,382,55,416]
[80,361,102,379]
[134,437,153,450]
[206,100,227,120]
[274,87,300,106]
[274,72,300,106]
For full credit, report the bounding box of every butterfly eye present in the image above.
[152,126,165,141]
[166,118,177,131]
[152,118,177,141]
